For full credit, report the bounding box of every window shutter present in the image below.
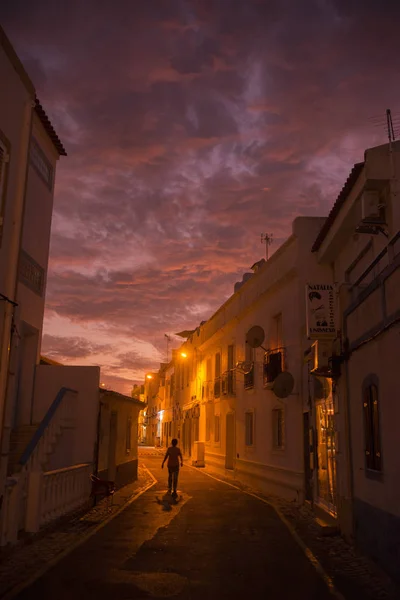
[363,387,373,468]
[0,142,9,229]
[371,385,382,471]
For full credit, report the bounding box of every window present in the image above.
[30,137,53,190]
[18,250,45,296]
[244,343,255,389]
[206,402,214,442]
[126,416,132,453]
[363,379,382,472]
[214,415,220,443]
[214,352,221,398]
[245,411,254,446]
[227,345,236,395]
[272,408,285,449]
[263,351,283,385]
[273,313,283,348]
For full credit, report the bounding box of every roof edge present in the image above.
[100,388,144,406]
[311,161,364,253]
[34,98,67,156]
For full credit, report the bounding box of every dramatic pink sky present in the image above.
[2,0,400,394]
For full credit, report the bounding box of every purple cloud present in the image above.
[2,0,400,393]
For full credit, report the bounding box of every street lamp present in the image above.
[180,352,187,358]
[146,374,153,380]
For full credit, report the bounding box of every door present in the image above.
[108,411,118,482]
[303,412,312,501]
[225,412,235,470]
[187,419,192,457]
[315,400,337,515]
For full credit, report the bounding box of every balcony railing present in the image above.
[244,366,255,390]
[263,347,285,386]
[221,371,236,395]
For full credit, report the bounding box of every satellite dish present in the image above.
[273,372,294,398]
[313,376,331,400]
[246,326,265,349]
[235,361,253,374]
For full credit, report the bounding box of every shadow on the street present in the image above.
[156,493,180,511]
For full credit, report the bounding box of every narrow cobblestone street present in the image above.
[4,449,399,600]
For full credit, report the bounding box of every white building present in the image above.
[174,217,332,502]
[0,25,100,545]
[312,140,400,581]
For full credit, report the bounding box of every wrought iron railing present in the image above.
[244,366,255,390]
[263,347,285,386]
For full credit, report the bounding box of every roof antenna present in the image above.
[386,109,395,144]
[386,109,397,204]
[261,233,273,260]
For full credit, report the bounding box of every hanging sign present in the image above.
[306,283,336,339]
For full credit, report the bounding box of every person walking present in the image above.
[161,438,183,497]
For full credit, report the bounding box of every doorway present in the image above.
[303,412,313,502]
[225,412,235,470]
[315,399,337,515]
[108,411,118,482]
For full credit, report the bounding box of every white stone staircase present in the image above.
[1,387,92,546]
[7,425,38,476]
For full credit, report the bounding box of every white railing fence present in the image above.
[0,387,93,545]
[26,464,92,531]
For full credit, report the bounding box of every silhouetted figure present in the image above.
[162,438,183,497]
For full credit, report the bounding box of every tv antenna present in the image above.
[164,334,171,362]
[386,109,396,144]
[261,233,273,260]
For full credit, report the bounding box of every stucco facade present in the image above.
[97,389,143,488]
[313,141,400,581]
[146,217,334,502]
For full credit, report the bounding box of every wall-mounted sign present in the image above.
[306,283,336,339]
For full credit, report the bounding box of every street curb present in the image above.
[188,465,346,600]
[1,466,157,600]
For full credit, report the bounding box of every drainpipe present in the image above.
[0,97,34,504]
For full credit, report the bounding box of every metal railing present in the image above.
[351,230,400,290]
[263,347,285,385]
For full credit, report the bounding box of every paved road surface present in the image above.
[13,450,335,599]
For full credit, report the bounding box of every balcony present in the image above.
[244,366,255,390]
[263,348,284,386]
[221,371,236,396]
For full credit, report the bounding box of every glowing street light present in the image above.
[146,374,153,380]
[180,352,187,358]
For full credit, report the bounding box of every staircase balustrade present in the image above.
[1,387,93,544]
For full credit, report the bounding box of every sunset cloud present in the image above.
[2,0,400,393]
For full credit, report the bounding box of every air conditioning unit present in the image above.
[361,190,385,224]
[310,340,331,373]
